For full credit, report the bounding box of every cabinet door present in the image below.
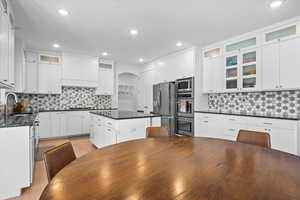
[203,57,223,93]
[39,63,61,94]
[269,128,297,155]
[194,119,210,137]
[202,59,214,93]
[50,112,62,137]
[8,25,15,86]
[240,49,260,91]
[279,37,300,89]
[104,127,116,147]
[62,54,98,82]
[39,113,52,139]
[0,10,9,83]
[24,52,38,93]
[262,43,280,90]
[97,68,114,95]
[94,119,104,148]
[224,54,239,92]
[82,112,90,134]
[65,112,83,136]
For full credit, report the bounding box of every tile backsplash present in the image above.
[208,90,300,116]
[17,87,112,111]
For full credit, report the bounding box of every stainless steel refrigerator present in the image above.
[153,82,176,135]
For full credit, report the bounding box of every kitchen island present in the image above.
[89,110,161,148]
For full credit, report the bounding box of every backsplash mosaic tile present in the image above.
[17,87,112,111]
[208,90,300,116]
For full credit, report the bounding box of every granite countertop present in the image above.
[195,110,300,121]
[39,108,117,112]
[90,110,161,120]
[0,113,37,128]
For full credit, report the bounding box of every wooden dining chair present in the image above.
[146,126,170,137]
[43,142,76,182]
[237,130,271,148]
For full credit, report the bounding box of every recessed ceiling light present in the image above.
[130,29,138,36]
[269,0,284,8]
[139,58,144,63]
[176,41,183,47]
[58,9,69,16]
[53,43,60,48]
[102,52,108,56]
[158,62,164,66]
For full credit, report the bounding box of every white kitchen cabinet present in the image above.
[89,115,96,144]
[116,118,148,143]
[195,113,299,155]
[224,47,260,92]
[14,39,25,93]
[62,54,98,87]
[262,42,279,90]
[90,113,161,148]
[39,111,91,139]
[8,18,15,87]
[0,7,9,85]
[96,60,114,95]
[279,37,300,89]
[24,52,38,93]
[262,36,300,90]
[202,56,224,93]
[65,112,84,136]
[50,112,64,138]
[0,127,32,199]
[38,112,52,139]
[38,63,61,94]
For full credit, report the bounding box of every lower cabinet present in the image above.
[0,127,32,199]
[39,111,91,139]
[195,113,299,155]
[90,114,161,148]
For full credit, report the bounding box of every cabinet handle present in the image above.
[107,128,111,132]
[228,119,235,121]
[107,122,112,125]
[228,128,235,131]
[263,123,272,125]
[203,121,208,123]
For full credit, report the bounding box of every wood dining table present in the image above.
[39,137,300,200]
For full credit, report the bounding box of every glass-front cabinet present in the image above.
[225,55,239,90]
[224,48,259,91]
[265,25,297,43]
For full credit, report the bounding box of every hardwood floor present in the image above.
[8,137,96,200]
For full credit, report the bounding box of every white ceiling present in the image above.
[11,0,300,64]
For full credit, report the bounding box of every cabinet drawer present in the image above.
[105,119,116,129]
[253,118,297,130]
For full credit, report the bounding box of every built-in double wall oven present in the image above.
[175,77,194,136]
[176,117,194,136]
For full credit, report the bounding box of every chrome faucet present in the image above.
[4,92,18,117]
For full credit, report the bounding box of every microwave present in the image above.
[176,77,193,93]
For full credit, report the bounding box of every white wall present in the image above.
[138,48,198,112]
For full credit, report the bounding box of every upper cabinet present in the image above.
[0,0,15,88]
[225,37,257,53]
[23,52,62,94]
[62,54,98,87]
[202,18,300,93]
[96,59,114,95]
[202,48,223,93]
[224,47,260,92]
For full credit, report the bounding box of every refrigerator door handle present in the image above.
[158,91,161,109]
